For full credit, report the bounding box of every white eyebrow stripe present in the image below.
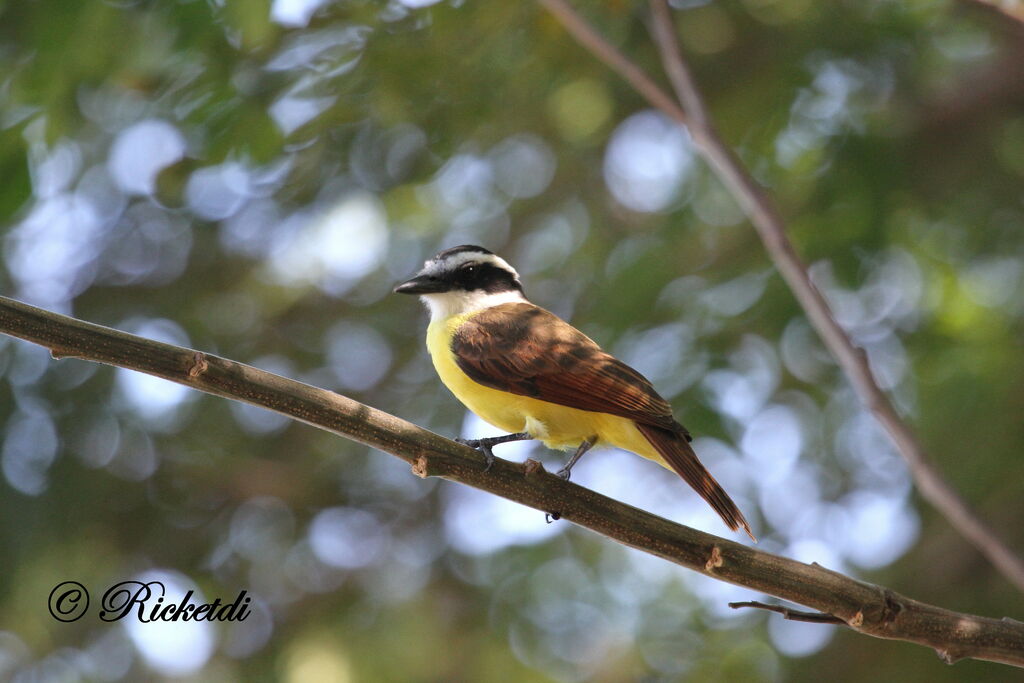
[423,251,519,278]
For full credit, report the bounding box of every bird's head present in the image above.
[394,245,525,319]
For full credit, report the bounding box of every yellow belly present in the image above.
[426,312,662,463]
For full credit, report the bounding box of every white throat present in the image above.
[421,289,527,321]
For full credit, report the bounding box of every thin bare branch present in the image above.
[537,0,1024,594]
[536,0,688,125]
[0,295,1023,666]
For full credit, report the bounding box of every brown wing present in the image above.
[455,303,753,539]
[452,303,686,435]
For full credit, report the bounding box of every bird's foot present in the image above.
[555,437,595,482]
[456,437,496,471]
[455,432,532,472]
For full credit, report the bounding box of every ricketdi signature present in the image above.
[100,581,251,623]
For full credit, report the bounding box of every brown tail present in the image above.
[636,423,755,541]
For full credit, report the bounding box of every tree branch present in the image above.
[0,296,1022,666]
[537,0,1024,595]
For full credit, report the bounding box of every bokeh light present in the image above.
[603,111,695,213]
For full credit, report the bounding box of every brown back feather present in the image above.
[453,303,683,433]
[454,303,752,538]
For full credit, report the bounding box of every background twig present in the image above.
[537,0,1024,595]
[729,601,847,625]
[0,295,1023,666]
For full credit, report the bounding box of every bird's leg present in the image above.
[556,437,596,480]
[456,431,532,471]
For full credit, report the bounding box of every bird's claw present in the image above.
[555,467,571,481]
[456,437,495,471]
[480,446,495,471]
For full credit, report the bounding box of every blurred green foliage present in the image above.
[0,0,1022,680]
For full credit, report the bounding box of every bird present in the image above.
[394,244,752,539]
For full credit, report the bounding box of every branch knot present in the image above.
[704,545,723,572]
[187,351,209,379]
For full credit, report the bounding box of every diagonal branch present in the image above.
[1,296,1023,666]
[538,0,1024,595]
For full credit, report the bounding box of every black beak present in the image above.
[393,273,447,295]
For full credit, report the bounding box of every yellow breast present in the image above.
[426,311,658,460]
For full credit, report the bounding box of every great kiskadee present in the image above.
[395,245,752,538]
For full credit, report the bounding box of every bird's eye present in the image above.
[463,265,477,275]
